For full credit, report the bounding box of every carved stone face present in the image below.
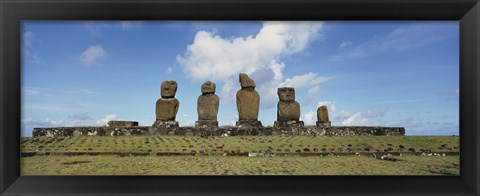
[277,87,295,101]
[239,73,255,88]
[318,106,328,112]
[161,80,177,97]
[201,81,216,94]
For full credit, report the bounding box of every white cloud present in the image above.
[305,86,321,104]
[363,109,388,118]
[24,86,98,96]
[317,101,337,113]
[281,72,334,88]
[77,44,107,66]
[178,22,323,82]
[22,31,44,64]
[120,21,143,30]
[437,88,459,100]
[178,22,331,108]
[24,31,35,48]
[330,23,457,62]
[314,101,387,126]
[339,41,352,49]
[22,118,65,128]
[65,88,99,95]
[24,87,43,96]
[303,111,316,125]
[373,99,421,104]
[166,66,173,74]
[341,113,368,126]
[84,21,142,37]
[68,113,93,121]
[26,103,86,112]
[308,86,320,95]
[96,114,119,126]
[84,22,100,36]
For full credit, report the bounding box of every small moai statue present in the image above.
[150,80,179,134]
[235,73,262,127]
[195,81,219,128]
[316,105,331,127]
[273,87,304,128]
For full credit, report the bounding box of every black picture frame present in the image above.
[1,0,479,195]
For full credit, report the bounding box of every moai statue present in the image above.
[235,73,262,127]
[150,80,179,134]
[316,105,331,127]
[195,81,219,128]
[273,87,304,128]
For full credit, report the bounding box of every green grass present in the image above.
[21,135,459,153]
[20,135,460,175]
[21,155,459,175]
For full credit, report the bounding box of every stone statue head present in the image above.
[277,87,295,101]
[318,105,328,112]
[161,80,177,98]
[239,73,255,88]
[317,105,329,122]
[201,81,216,94]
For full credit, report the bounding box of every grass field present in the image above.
[21,155,459,175]
[21,135,459,153]
[20,135,460,175]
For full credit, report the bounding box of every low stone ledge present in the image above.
[107,121,138,127]
[32,125,405,137]
[326,126,405,136]
[273,120,305,128]
[195,120,218,128]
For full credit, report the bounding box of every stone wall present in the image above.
[327,126,405,136]
[32,127,151,137]
[32,125,404,137]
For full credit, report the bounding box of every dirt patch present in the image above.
[62,161,92,165]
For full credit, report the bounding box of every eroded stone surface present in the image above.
[317,105,330,123]
[156,98,179,121]
[236,90,260,120]
[277,101,300,121]
[276,87,302,128]
[316,121,332,127]
[156,80,180,121]
[278,87,295,101]
[201,81,216,94]
[274,120,304,128]
[195,120,219,128]
[197,95,219,120]
[239,73,255,88]
[150,120,179,135]
[236,73,260,122]
[236,120,263,128]
[32,125,405,137]
[161,80,177,98]
[107,121,138,127]
[197,81,219,121]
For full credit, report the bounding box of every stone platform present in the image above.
[149,120,179,135]
[32,125,405,137]
[195,120,218,128]
[107,121,138,127]
[235,120,262,128]
[274,120,304,128]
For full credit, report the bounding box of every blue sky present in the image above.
[21,21,459,137]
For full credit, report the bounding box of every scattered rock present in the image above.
[215,143,224,149]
